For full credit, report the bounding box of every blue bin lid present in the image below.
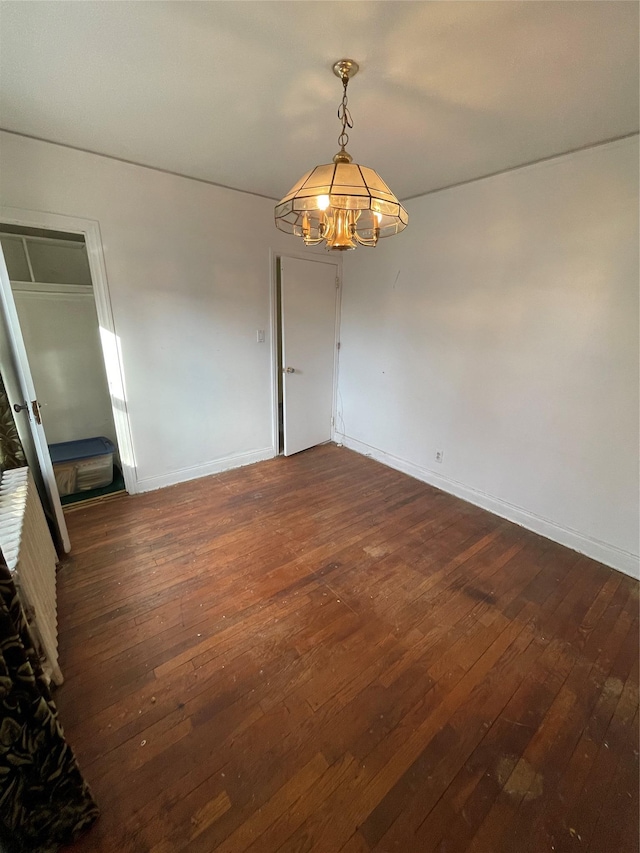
[49,436,115,464]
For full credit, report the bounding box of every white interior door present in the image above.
[0,244,70,552]
[281,256,338,457]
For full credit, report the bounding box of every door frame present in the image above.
[269,250,343,456]
[0,206,137,494]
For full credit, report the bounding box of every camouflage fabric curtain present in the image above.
[0,548,98,852]
[0,373,25,470]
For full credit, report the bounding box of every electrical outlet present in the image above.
[435,449,444,463]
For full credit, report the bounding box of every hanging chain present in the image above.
[337,75,353,151]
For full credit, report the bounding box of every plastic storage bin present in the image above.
[48,437,115,497]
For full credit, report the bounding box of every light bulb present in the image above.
[317,195,330,211]
[374,212,382,224]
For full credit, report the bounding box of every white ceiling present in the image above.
[0,1,637,201]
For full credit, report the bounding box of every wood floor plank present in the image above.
[54,444,638,853]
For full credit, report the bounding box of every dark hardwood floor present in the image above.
[56,444,639,853]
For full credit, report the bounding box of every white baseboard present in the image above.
[340,435,639,580]
[135,447,275,493]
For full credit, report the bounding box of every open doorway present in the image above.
[0,224,126,508]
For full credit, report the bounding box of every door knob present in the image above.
[284,367,295,374]
[13,402,28,413]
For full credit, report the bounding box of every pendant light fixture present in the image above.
[275,59,408,251]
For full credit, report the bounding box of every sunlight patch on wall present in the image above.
[99,326,134,470]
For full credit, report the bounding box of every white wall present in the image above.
[0,131,313,491]
[12,288,118,448]
[2,132,637,576]
[337,137,639,577]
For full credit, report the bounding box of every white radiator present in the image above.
[0,466,63,685]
